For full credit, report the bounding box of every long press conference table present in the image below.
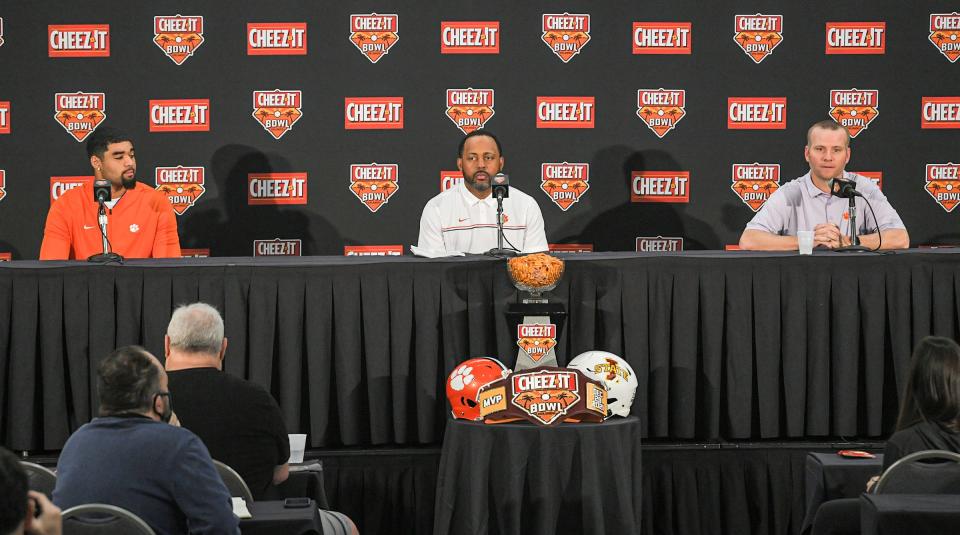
[1,250,959,451]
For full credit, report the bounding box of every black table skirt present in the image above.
[433,417,642,535]
[2,250,960,450]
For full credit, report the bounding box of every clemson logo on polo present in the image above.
[542,13,590,62]
[154,15,204,65]
[830,89,878,138]
[350,13,398,63]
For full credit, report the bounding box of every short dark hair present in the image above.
[97,346,162,416]
[457,129,503,158]
[86,127,134,159]
[0,447,28,535]
[896,336,960,431]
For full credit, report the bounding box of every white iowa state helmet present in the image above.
[567,351,638,418]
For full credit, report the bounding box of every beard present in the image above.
[465,172,491,192]
[121,175,137,189]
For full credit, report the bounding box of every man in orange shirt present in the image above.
[40,128,181,260]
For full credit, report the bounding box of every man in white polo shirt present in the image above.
[416,130,548,255]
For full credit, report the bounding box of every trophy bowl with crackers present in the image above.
[507,253,564,304]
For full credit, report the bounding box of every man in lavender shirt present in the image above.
[739,120,909,251]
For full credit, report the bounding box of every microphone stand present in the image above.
[87,198,124,263]
[486,189,518,257]
[835,184,870,253]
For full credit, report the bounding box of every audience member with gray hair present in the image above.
[165,303,291,498]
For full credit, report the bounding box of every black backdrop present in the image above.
[0,1,959,259]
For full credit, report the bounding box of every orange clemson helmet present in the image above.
[446,357,510,420]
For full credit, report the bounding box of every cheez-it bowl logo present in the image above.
[154,15,204,65]
[930,13,960,62]
[830,89,878,138]
[734,14,783,63]
[732,163,780,212]
[350,13,398,63]
[446,88,494,134]
[541,162,589,211]
[511,369,580,425]
[54,92,106,142]
[637,88,685,138]
[542,13,590,62]
[0,170,6,203]
[155,166,204,215]
[253,90,302,139]
[516,323,557,362]
[926,163,960,212]
[50,176,93,204]
[350,163,398,212]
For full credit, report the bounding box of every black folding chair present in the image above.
[62,503,155,535]
[874,449,960,494]
[213,459,254,502]
[20,461,57,498]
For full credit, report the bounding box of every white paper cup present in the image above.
[797,231,814,255]
[288,434,307,464]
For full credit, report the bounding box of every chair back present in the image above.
[21,461,57,498]
[62,503,155,535]
[213,459,254,502]
[874,449,960,494]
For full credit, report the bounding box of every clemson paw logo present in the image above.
[449,365,476,391]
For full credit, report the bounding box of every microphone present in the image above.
[93,179,111,203]
[830,177,862,198]
[87,178,124,263]
[492,173,510,199]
